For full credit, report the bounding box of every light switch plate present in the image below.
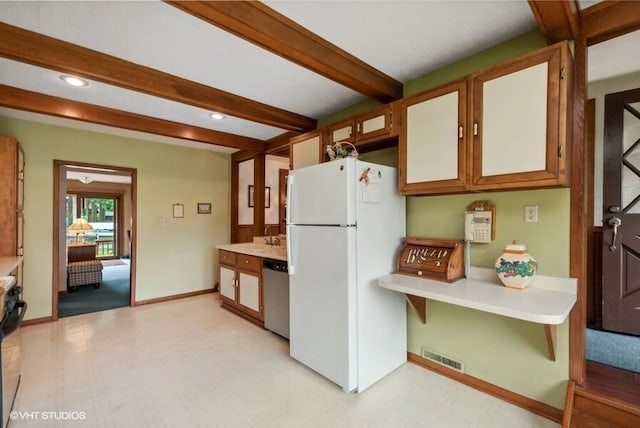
[524,205,538,223]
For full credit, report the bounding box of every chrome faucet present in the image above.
[264,226,280,246]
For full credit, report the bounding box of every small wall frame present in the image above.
[248,185,271,208]
[173,203,184,218]
[197,203,211,214]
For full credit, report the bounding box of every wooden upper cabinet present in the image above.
[470,41,571,190]
[400,79,468,195]
[295,102,400,167]
[324,102,399,159]
[355,102,399,146]
[399,41,572,196]
[0,136,24,257]
[290,129,323,170]
[325,118,356,146]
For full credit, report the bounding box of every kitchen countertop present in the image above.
[216,243,287,262]
[0,256,23,276]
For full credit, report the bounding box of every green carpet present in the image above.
[586,327,640,373]
[59,263,130,318]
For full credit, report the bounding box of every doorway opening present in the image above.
[53,161,137,320]
[66,195,120,258]
[585,85,640,406]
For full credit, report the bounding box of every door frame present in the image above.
[569,38,587,385]
[52,160,137,321]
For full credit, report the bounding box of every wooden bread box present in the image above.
[396,237,465,282]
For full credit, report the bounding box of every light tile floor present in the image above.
[11,294,560,427]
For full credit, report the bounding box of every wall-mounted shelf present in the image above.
[378,267,576,361]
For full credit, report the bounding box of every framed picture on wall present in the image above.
[173,203,184,218]
[197,203,211,214]
[248,185,271,208]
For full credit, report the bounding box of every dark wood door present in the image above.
[602,87,640,336]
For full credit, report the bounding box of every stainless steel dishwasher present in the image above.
[262,258,289,339]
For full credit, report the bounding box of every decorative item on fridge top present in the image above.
[495,241,537,289]
[326,141,358,161]
[396,237,465,282]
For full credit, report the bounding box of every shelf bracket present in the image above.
[405,294,427,324]
[544,324,557,361]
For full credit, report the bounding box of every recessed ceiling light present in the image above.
[209,113,225,120]
[60,75,89,87]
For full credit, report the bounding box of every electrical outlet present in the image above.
[524,205,538,223]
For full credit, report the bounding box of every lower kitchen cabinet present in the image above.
[218,250,263,325]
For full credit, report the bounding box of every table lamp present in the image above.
[68,218,93,244]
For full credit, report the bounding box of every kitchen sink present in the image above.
[227,242,287,258]
[270,247,287,256]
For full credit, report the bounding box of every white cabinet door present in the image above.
[481,62,548,177]
[291,134,321,170]
[471,42,569,189]
[328,121,355,145]
[238,271,260,314]
[219,265,236,301]
[400,79,467,194]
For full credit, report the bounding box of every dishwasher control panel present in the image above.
[263,258,288,273]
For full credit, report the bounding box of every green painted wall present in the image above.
[356,30,570,409]
[0,117,231,319]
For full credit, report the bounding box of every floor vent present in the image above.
[421,347,464,373]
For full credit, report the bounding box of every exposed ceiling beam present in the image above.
[528,0,579,44]
[581,0,640,45]
[265,131,297,155]
[231,150,259,162]
[0,84,264,152]
[166,1,403,103]
[0,22,315,133]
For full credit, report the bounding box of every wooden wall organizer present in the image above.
[396,237,465,282]
[466,200,496,241]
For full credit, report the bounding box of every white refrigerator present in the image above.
[286,157,407,393]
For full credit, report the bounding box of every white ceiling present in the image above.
[588,29,640,83]
[0,1,637,153]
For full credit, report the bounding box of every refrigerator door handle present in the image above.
[286,174,295,275]
[286,174,294,226]
[286,225,295,275]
